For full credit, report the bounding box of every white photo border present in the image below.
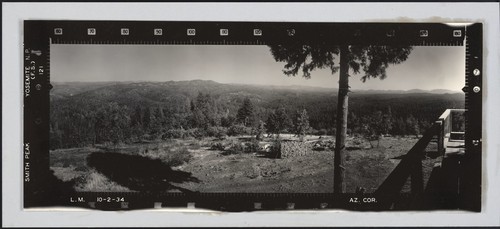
[3,2,500,227]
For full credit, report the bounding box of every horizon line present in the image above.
[50,79,464,93]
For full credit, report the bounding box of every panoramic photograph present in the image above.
[49,44,465,194]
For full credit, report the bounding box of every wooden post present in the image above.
[411,159,424,195]
[436,120,444,156]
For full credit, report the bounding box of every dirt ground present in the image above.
[174,147,335,193]
[51,135,440,193]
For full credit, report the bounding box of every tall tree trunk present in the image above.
[334,45,349,194]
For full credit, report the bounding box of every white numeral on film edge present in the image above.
[54,28,63,35]
[154,29,163,36]
[187,29,196,36]
[121,28,130,35]
[87,28,96,35]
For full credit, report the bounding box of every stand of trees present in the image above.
[50,82,464,150]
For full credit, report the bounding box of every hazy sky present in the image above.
[51,44,465,91]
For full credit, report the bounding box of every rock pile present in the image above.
[280,141,312,158]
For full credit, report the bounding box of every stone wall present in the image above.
[280,141,312,158]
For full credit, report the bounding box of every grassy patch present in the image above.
[49,136,424,193]
[137,143,193,167]
[51,166,86,182]
[74,169,131,192]
[345,148,396,193]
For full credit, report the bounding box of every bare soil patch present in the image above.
[50,135,439,193]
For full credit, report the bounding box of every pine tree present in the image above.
[131,106,143,140]
[150,106,164,137]
[406,114,420,137]
[393,117,407,136]
[266,107,292,138]
[383,106,393,135]
[269,44,413,193]
[294,109,312,142]
[265,112,278,137]
[237,97,254,126]
[255,120,266,140]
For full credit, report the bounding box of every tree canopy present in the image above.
[269,44,412,82]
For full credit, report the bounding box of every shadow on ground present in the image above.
[391,150,440,160]
[87,152,199,193]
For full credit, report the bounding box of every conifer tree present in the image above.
[237,97,254,126]
[268,44,412,193]
[294,109,312,142]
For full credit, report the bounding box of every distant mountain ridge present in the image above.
[51,80,462,98]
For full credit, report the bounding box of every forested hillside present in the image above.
[50,80,464,149]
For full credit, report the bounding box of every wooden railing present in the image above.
[374,123,437,207]
[436,109,465,156]
[374,109,465,209]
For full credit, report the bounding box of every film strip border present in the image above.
[461,23,482,212]
[23,21,482,211]
[44,192,432,211]
[37,21,466,46]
